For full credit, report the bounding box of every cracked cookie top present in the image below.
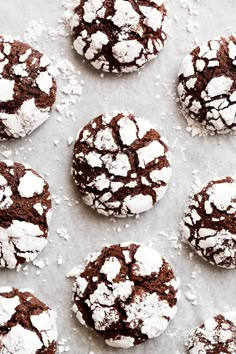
[70,0,169,73]
[182,177,236,269]
[0,35,57,140]
[0,160,52,269]
[178,36,236,134]
[72,111,171,217]
[70,242,180,348]
[188,313,236,354]
[0,287,57,354]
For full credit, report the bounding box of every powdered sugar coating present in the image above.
[0,79,15,101]
[0,161,52,269]
[178,36,236,134]
[188,313,236,353]
[71,0,168,73]
[0,35,56,140]
[0,288,57,353]
[182,177,236,268]
[105,336,134,348]
[72,111,171,217]
[133,245,163,276]
[71,242,180,348]
[18,171,45,198]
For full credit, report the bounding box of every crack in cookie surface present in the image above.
[72,111,171,217]
[71,0,168,73]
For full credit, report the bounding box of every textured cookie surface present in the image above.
[72,111,171,217]
[71,0,168,73]
[188,313,236,353]
[71,242,180,348]
[0,287,57,353]
[0,35,56,140]
[182,177,236,268]
[178,36,236,134]
[0,160,52,269]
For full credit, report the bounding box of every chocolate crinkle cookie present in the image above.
[72,111,171,217]
[188,313,236,353]
[70,0,169,73]
[69,242,180,348]
[0,160,52,269]
[178,36,236,135]
[0,287,57,353]
[182,177,236,269]
[0,35,56,140]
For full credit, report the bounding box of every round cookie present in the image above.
[188,313,236,353]
[70,0,169,73]
[182,177,236,268]
[0,35,56,140]
[0,160,52,269]
[178,36,236,134]
[70,242,180,348]
[72,111,171,217]
[0,287,57,353]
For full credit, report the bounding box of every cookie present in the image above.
[0,287,57,353]
[188,313,236,353]
[70,0,169,73]
[70,242,180,348]
[0,160,52,269]
[178,36,236,134]
[72,111,171,217]
[0,35,56,140]
[182,177,236,268]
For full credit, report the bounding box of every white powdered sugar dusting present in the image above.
[124,292,177,338]
[133,245,163,276]
[105,336,135,348]
[1,324,43,353]
[36,71,53,95]
[0,79,15,102]
[0,220,47,269]
[100,257,121,282]
[0,98,50,139]
[0,295,20,326]
[207,181,236,211]
[18,171,45,198]
[31,310,58,347]
[0,176,13,209]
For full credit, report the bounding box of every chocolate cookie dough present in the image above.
[70,0,169,73]
[188,313,236,353]
[70,242,180,348]
[0,160,52,269]
[0,287,57,353]
[72,111,171,217]
[178,36,236,134]
[182,177,236,268]
[0,35,56,140]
